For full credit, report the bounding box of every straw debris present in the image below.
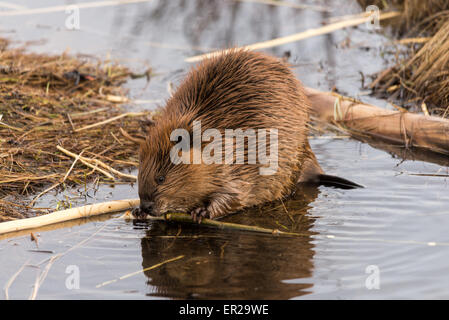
[357,0,449,34]
[358,1,449,116]
[0,38,150,220]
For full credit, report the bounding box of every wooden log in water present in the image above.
[306,87,449,156]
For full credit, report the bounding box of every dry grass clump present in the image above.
[0,38,150,220]
[371,19,449,115]
[401,0,449,32]
[357,0,449,35]
[357,1,449,115]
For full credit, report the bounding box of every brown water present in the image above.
[1,0,449,299]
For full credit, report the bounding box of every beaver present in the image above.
[136,49,361,221]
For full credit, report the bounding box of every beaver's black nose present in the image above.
[139,200,154,214]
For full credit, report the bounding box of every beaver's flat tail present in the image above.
[298,141,363,189]
[316,174,363,189]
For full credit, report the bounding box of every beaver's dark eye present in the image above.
[156,175,165,184]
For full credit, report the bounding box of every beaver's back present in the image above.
[162,49,313,203]
[166,50,309,135]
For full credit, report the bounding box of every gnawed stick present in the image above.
[0,199,140,235]
[0,198,306,237]
[121,210,307,237]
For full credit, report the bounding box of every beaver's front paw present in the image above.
[131,207,147,220]
[190,206,210,223]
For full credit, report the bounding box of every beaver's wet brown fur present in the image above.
[137,49,360,221]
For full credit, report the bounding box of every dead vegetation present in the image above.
[358,0,449,34]
[357,0,449,116]
[0,38,150,221]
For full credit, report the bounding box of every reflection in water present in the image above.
[322,0,336,88]
[355,136,449,168]
[139,185,320,299]
[110,0,303,54]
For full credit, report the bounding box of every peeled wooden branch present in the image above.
[306,87,449,156]
[0,198,306,237]
[122,210,306,237]
[0,199,140,235]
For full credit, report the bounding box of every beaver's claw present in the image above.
[190,206,210,223]
[131,207,147,220]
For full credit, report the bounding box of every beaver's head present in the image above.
[137,114,219,217]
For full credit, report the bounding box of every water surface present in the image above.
[1,0,448,299]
